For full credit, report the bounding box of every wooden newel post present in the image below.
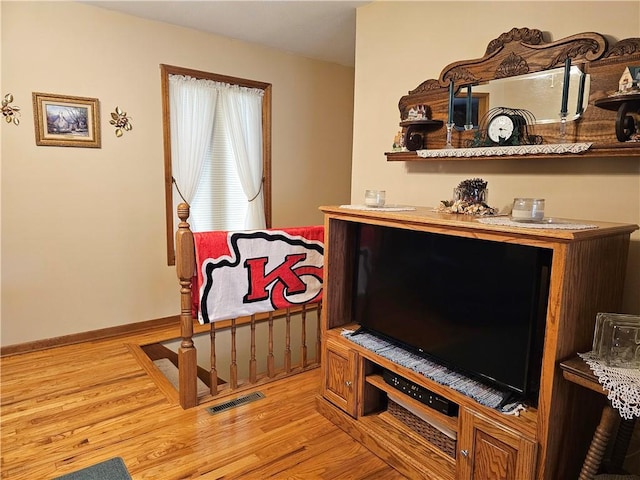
[176,202,198,409]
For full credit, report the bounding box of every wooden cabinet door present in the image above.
[322,339,358,417]
[458,407,537,480]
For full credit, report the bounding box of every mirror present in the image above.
[393,28,640,153]
[454,66,590,129]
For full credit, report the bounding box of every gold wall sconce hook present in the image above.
[2,93,20,125]
[110,106,133,137]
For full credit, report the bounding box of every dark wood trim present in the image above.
[160,64,175,266]
[160,64,273,266]
[160,64,271,91]
[263,83,272,228]
[0,315,180,357]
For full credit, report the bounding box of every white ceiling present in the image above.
[83,1,370,67]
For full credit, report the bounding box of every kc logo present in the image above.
[197,228,324,323]
[244,253,323,309]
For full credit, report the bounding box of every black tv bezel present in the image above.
[351,223,551,404]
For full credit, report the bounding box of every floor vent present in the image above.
[205,391,265,414]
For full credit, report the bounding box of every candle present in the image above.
[576,72,586,115]
[560,58,571,116]
[447,80,454,124]
[466,85,473,126]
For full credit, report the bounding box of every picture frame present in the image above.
[32,92,101,148]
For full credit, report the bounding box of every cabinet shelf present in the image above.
[378,410,457,466]
[365,373,459,432]
[316,394,457,480]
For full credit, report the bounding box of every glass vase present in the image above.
[453,187,488,204]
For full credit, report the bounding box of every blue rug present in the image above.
[53,457,131,480]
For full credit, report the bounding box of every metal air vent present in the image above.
[205,391,265,415]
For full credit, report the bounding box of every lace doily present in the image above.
[579,351,640,420]
[416,142,592,158]
[339,204,416,212]
[477,217,597,230]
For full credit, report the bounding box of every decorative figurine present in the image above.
[437,178,498,216]
[618,66,640,94]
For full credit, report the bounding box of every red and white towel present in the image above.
[193,226,324,324]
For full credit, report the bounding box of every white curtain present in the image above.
[170,74,265,232]
[221,85,265,229]
[169,75,218,231]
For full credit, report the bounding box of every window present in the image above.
[161,64,272,265]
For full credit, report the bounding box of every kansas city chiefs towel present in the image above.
[193,226,324,324]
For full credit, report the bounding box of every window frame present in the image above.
[161,64,272,265]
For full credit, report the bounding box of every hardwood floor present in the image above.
[0,324,406,480]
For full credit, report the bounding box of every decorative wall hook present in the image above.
[2,93,21,125]
[110,106,132,137]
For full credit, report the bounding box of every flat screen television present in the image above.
[352,223,552,404]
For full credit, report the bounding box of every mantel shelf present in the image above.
[393,28,640,161]
[386,142,640,161]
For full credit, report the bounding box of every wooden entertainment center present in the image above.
[316,206,638,480]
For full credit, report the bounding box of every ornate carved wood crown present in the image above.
[402,28,611,110]
[393,27,640,153]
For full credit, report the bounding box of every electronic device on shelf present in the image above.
[352,223,552,405]
[383,369,458,417]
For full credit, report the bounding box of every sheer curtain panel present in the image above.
[170,74,266,232]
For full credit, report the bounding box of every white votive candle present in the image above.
[511,198,545,222]
[365,190,386,207]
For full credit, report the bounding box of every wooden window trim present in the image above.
[160,64,272,265]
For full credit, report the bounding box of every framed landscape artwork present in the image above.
[32,92,101,148]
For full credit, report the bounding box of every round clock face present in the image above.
[487,114,516,143]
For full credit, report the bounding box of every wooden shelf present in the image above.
[315,395,457,480]
[399,119,444,129]
[365,373,459,432]
[593,93,640,142]
[594,92,640,112]
[378,411,457,466]
[385,143,640,161]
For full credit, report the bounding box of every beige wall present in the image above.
[0,1,354,346]
[352,1,640,312]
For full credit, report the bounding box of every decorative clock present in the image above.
[472,107,542,147]
[488,114,523,144]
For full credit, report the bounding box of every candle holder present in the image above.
[445,122,455,149]
[558,112,568,143]
[464,123,474,131]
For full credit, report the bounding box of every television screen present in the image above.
[353,224,552,400]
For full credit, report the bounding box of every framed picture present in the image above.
[32,92,101,148]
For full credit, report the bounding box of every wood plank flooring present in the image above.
[0,323,406,480]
